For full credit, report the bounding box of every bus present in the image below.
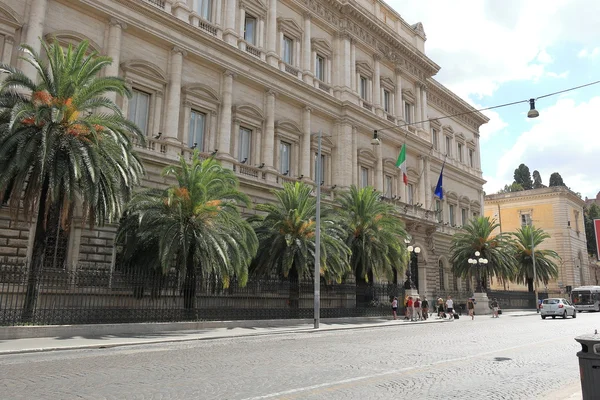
[571,286,600,312]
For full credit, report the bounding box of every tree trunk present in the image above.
[527,277,534,292]
[355,270,374,308]
[183,246,197,311]
[289,264,299,318]
[21,180,50,322]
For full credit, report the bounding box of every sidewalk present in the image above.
[0,316,445,355]
[0,310,538,356]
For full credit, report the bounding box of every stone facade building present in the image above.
[484,187,591,295]
[0,0,487,298]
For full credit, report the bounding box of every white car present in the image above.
[540,298,577,319]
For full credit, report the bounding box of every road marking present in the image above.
[240,336,566,400]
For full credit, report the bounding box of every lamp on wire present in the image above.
[527,98,539,118]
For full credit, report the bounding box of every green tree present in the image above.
[548,172,565,187]
[117,153,258,309]
[513,164,533,190]
[249,182,351,308]
[336,186,408,298]
[585,203,600,258]
[532,170,545,189]
[511,225,560,292]
[0,39,144,319]
[450,217,516,290]
[497,182,524,194]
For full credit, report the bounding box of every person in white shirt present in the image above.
[446,296,454,320]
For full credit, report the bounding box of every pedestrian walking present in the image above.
[414,297,422,320]
[407,296,415,321]
[391,297,398,320]
[421,296,429,320]
[445,296,454,320]
[404,295,410,320]
[491,298,500,318]
[467,298,475,320]
[437,298,445,319]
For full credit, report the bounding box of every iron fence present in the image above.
[0,264,404,326]
[487,290,548,310]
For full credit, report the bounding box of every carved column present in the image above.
[373,54,382,116]
[223,0,238,45]
[266,0,278,66]
[218,71,235,160]
[375,139,384,192]
[350,40,356,92]
[415,83,422,128]
[302,13,313,84]
[262,90,276,170]
[418,156,426,206]
[333,122,352,188]
[422,84,429,131]
[423,156,431,210]
[301,106,312,180]
[1,36,14,65]
[395,67,403,120]
[21,0,48,78]
[165,48,186,146]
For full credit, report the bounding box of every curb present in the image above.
[0,318,448,356]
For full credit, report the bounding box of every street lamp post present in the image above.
[468,251,488,293]
[314,129,322,329]
[404,238,420,291]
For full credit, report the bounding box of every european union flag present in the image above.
[434,162,445,200]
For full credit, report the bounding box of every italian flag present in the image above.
[396,144,408,184]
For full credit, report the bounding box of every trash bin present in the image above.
[575,331,600,400]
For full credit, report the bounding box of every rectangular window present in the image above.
[244,15,257,45]
[383,90,390,113]
[404,103,411,123]
[407,184,414,205]
[461,208,467,225]
[315,55,325,81]
[283,36,293,64]
[279,141,291,174]
[238,127,252,163]
[445,136,452,157]
[575,210,581,232]
[457,143,463,162]
[359,76,368,100]
[188,110,206,149]
[314,153,326,184]
[360,167,369,188]
[385,175,392,197]
[193,0,212,20]
[432,128,438,150]
[435,200,442,223]
[128,89,150,136]
[521,213,531,227]
[449,204,455,226]
[469,149,474,167]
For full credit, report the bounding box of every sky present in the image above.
[388,0,600,200]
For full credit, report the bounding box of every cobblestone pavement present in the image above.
[0,312,595,399]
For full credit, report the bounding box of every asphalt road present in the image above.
[0,312,596,399]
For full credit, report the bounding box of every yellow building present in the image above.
[484,186,590,296]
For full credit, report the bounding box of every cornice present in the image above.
[485,187,586,207]
[427,79,489,131]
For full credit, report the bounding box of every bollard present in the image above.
[575,330,600,400]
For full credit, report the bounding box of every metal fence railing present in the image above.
[0,263,404,326]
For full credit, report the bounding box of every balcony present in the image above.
[317,80,331,93]
[144,0,165,9]
[233,163,265,180]
[197,19,218,36]
[386,113,395,123]
[276,174,297,185]
[361,101,373,111]
[281,63,301,79]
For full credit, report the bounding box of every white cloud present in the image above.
[485,97,600,198]
[578,47,600,59]
[388,0,600,98]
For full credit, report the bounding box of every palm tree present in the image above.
[0,39,144,319]
[450,216,516,292]
[117,153,258,309]
[249,182,351,309]
[336,186,408,303]
[511,225,560,292]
